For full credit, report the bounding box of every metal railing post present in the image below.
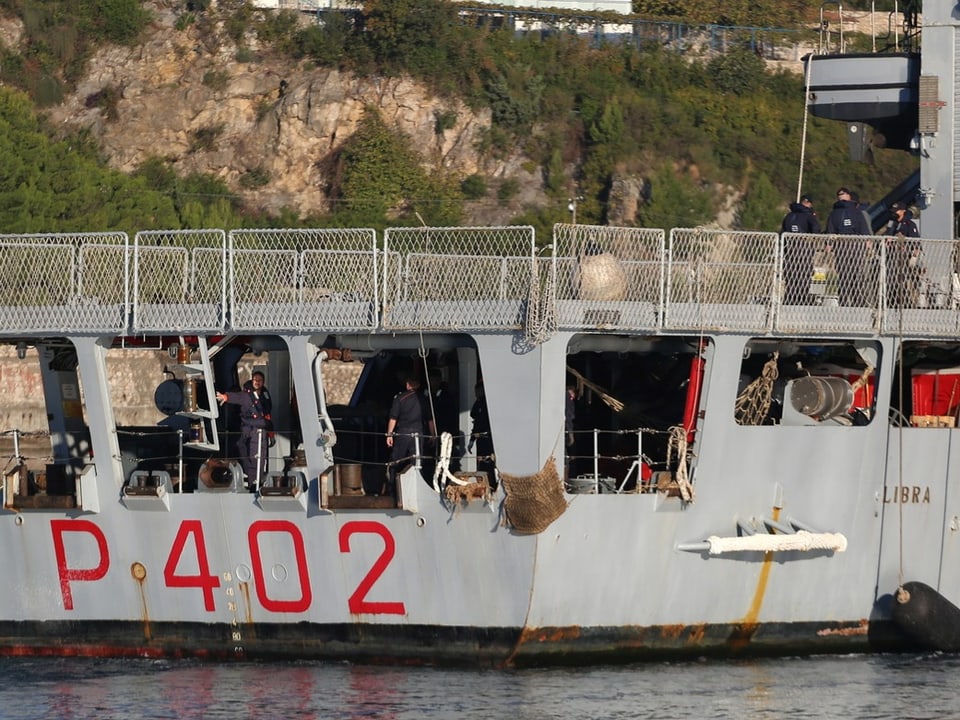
[177,429,184,493]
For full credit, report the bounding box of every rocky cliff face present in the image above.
[0,3,837,230]
[30,3,544,221]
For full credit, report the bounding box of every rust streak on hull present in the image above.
[729,508,780,649]
[239,581,253,625]
[131,561,151,641]
[817,620,869,637]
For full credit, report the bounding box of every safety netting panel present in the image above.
[229,228,378,331]
[880,236,960,336]
[664,229,778,333]
[133,230,227,333]
[550,223,665,331]
[382,226,536,330]
[775,233,879,335]
[0,232,128,334]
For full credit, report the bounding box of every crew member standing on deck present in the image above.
[385,377,435,496]
[780,194,820,305]
[884,201,923,307]
[216,370,272,486]
[826,186,871,306]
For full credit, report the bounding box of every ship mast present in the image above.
[917,3,956,239]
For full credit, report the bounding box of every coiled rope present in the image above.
[666,426,695,502]
[432,431,469,493]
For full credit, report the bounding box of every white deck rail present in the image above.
[0,225,955,337]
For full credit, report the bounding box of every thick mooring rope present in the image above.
[432,431,469,492]
[703,531,848,555]
[566,365,624,412]
[666,426,695,502]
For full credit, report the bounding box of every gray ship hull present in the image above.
[4,4,960,665]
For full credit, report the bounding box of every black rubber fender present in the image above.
[892,581,960,652]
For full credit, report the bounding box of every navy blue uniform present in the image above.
[885,210,923,307]
[826,200,871,306]
[781,203,820,305]
[387,388,430,490]
[222,381,272,482]
[781,202,821,234]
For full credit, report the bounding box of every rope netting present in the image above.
[500,457,567,534]
[734,351,780,425]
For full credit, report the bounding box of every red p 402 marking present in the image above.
[338,521,406,615]
[51,518,405,616]
[163,519,221,611]
[51,519,110,610]
[248,520,312,613]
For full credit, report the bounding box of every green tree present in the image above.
[737,172,783,231]
[588,99,625,148]
[640,166,714,229]
[362,0,462,79]
[90,0,151,45]
[706,48,766,96]
[334,107,460,227]
[0,87,178,233]
[633,0,809,25]
[256,9,301,56]
[295,11,351,67]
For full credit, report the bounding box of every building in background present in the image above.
[251,0,633,14]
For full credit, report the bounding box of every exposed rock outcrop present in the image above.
[39,4,543,219]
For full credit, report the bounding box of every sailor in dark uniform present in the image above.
[826,187,871,306]
[216,370,272,485]
[780,194,820,305]
[884,201,923,307]
[384,377,435,496]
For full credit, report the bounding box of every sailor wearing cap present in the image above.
[884,201,922,307]
[886,201,919,238]
[826,186,871,306]
[780,193,820,305]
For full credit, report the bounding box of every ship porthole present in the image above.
[417,517,426,527]
[14,514,22,526]
[271,564,288,582]
[236,564,252,582]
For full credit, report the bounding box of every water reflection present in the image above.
[1,654,957,720]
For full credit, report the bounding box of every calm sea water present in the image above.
[3,653,959,720]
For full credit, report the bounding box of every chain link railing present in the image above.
[133,229,227,333]
[664,229,778,332]
[1,227,959,339]
[0,232,127,334]
[776,232,880,335]
[880,236,960,336]
[382,226,536,330]
[229,228,378,331]
[551,223,665,331]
